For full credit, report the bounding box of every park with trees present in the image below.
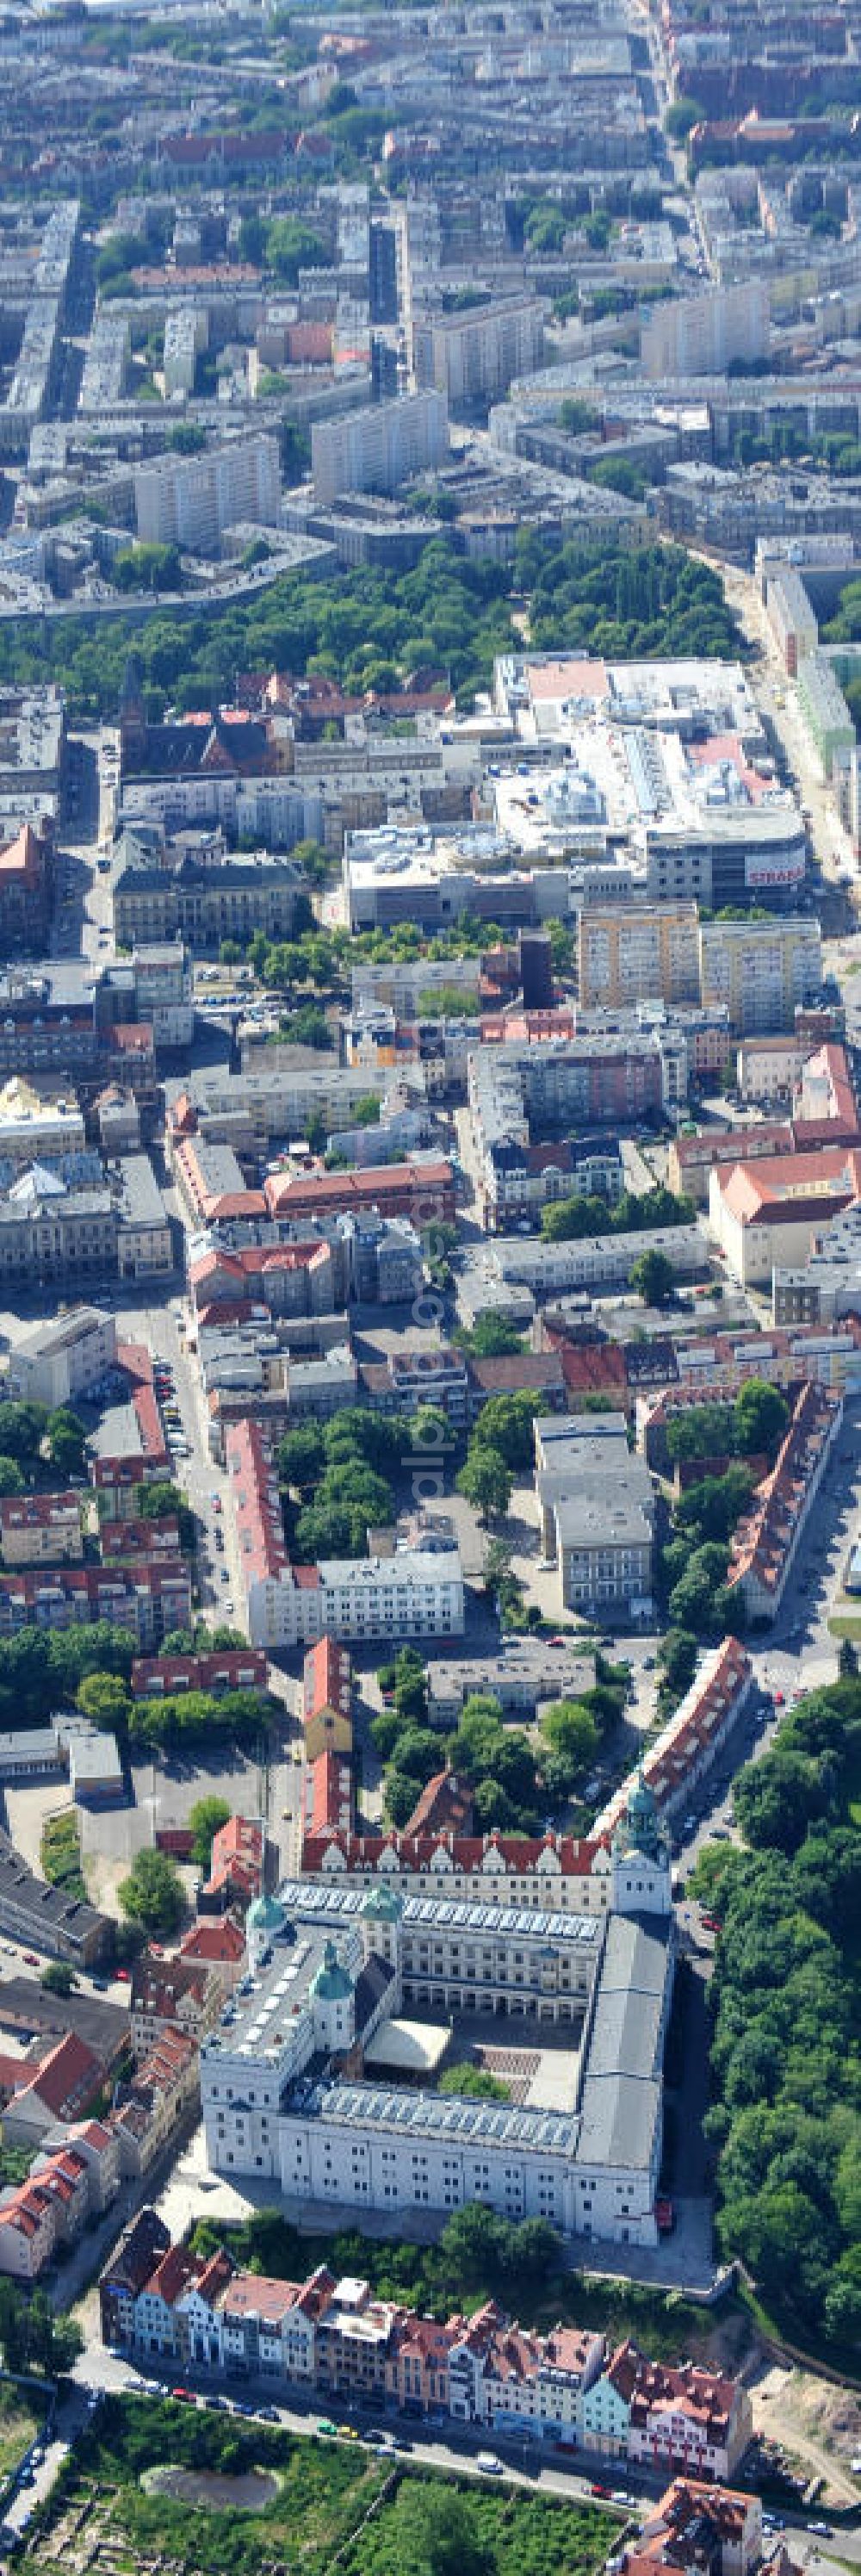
[540,1183,694,1245]
[372,1652,629,1832]
[691,1673,861,2356]
[0,535,741,725]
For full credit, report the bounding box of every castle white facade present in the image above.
[200,1785,674,2249]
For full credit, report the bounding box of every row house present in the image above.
[593,1639,755,1842]
[448,2300,604,2443]
[131,1648,269,1699]
[601,2346,753,2482]
[112,2026,201,2182]
[0,2137,94,2281]
[726,1382,842,1623]
[0,1557,191,1648]
[99,2218,753,2476]
[130,1954,222,2058]
[100,2223,749,2472]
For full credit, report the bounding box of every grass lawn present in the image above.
[40,1808,87,1903]
[21,2399,616,2576]
[0,2384,40,2478]
[826,1611,861,1642]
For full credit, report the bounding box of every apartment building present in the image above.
[312,391,448,506]
[698,915,823,1034]
[358,1343,469,1426]
[226,1418,464,1652]
[0,1558,192,1649]
[535,1416,656,1626]
[0,1180,118,1292]
[130,1955,222,2058]
[796,652,855,779]
[641,282,769,381]
[0,2138,93,2280]
[0,825,53,954]
[131,1648,268,1699]
[0,1832,112,1965]
[578,904,700,1012]
[726,1383,842,1624]
[0,1076,84,1165]
[709,1145,861,1287]
[263,1158,455,1232]
[412,298,545,411]
[632,2480,763,2576]
[111,2027,200,2181]
[735,1037,812,1108]
[0,1491,83,1568]
[5,1303,116,1406]
[113,849,306,953]
[492,1224,708,1298]
[174,1061,388,1155]
[302,1638,352,1763]
[134,435,280,553]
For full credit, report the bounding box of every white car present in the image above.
[477,2451,504,2475]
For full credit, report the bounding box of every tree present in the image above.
[541,1193,612,1244]
[734,1380,790,1460]
[437,2201,508,2290]
[0,1457,24,1498]
[385,1768,422,1828]
[277,1424,325,1492]
[0,1401,47,1463]
[265,218,328,284]
[295,1459,394,1561]
[541,1699,599,1784]
[134,1478,180,1520]
[389,1728,440,1785]
[675,1463,753,1545]
[387,2481,486,2576]
[629,1249,675,1307]
[40,1960,76,1996]
[189,1796,232,1874]
[734,1750,830,1856]
[118,1845,183,1937]
[456,1445,513,1521]
[839,1636,859,1679]
[76,1672,131,1731]
[668,1542,732,1635]
[483,1536,514,1592]
[453,1314,525,1358]
[45,1406,88,1475]
[471,1391,542,1471]
[657,1627,699,1699]
[666,95,705,135]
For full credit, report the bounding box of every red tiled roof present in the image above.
[404,1770,474,1837]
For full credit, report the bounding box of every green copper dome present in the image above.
[246,1892,285,1934]
[310,1938,354,2002]
[362,1884,403,1922]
